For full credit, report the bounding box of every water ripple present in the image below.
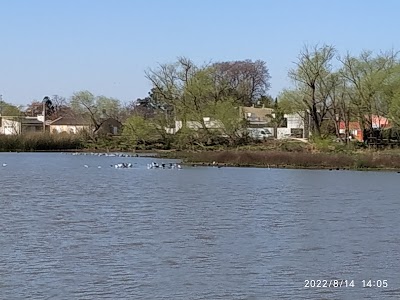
[0,153,399,299]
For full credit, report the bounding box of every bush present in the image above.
[0,133,84,151]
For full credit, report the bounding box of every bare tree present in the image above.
[288,44,338,137]
[49,95,74,119]
[213,60,271,106]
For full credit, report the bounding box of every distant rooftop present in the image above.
[50,117,91,126]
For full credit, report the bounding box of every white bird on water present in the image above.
[84,165,89,168]
[2,163,7,167]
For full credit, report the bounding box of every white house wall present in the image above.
[285,113,304,129]
[277,128,291,139]
[0,119,21,135]
[50,125,89,134]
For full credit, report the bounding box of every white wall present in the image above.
[277,128,291,139]
[50,125,89,134]
[0,119,21,135]
[285,113,304,129]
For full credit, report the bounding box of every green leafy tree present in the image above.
[96,96,121,120]
[209,99,245,145]
[387,69,400,127]
[0,100,21,116]
[122,116,156,148]
[146,57,271,122]
[256,95,275,108]
[339,50,398,131]
[70,90,122,132]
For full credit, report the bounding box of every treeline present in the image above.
[124,47,400,148]
[124,58,273,149]
[2,58,274,150]
[280,44,400,140]
[2,45,400,151]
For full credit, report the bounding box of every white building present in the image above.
[276,113,307,139]
[0,116,44,135]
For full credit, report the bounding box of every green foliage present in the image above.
[96,96,121,119]
[286,44,338,136]
[311,136,339,152]
[278,90,304,114]
[122,116,157,149]
[256,95,275,107]
[70,90,96,114]
[340,50,399,130]
[210,100,244,143]
[0,101,21,116]
[146,57,271,121]
[388,78,400,127]
[172,127,197,150]
[70,90,122,128]
[265,99,287,137]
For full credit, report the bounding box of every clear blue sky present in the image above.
[1,0,400,106]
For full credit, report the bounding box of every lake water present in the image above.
[0,152,399,299]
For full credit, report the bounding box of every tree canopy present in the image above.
[70,90,122,130]
[0,100,21,116]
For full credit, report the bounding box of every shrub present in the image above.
[0,133,84,151]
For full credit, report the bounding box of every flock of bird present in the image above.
[70,152,139,158]
[2,152,183,170]
[147,162,182,169]
[67,152,182,170]
[2,161,182,170]
[83,163,134,169]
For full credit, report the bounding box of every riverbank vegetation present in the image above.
[161,149,400,170]
[0,133,84,152]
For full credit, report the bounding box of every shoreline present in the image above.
[182,161,400,172]
[155,149,400,172]
[3,148,400,172]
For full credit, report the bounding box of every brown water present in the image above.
[0,153,399,299]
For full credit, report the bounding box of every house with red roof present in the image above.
[339,115,391,142]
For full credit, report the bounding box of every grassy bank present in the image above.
[157,150,400,171]
[3,133,400,171]
[0,133,84,151]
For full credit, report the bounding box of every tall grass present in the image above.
[0,133,84,151]
[181,150,400,170]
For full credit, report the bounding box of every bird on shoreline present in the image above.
[112,163,133,169]
[147,162,182,169]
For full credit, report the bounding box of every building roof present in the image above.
[339,115,391,130]
[21,118,43,125]
[240,106,274,122]
[99,117,122,126]
[370,115,390,128]
[0,116,43,125]
[50,117,91,126]
[339,121,361,130]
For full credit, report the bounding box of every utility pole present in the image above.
[43,96,50,133]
